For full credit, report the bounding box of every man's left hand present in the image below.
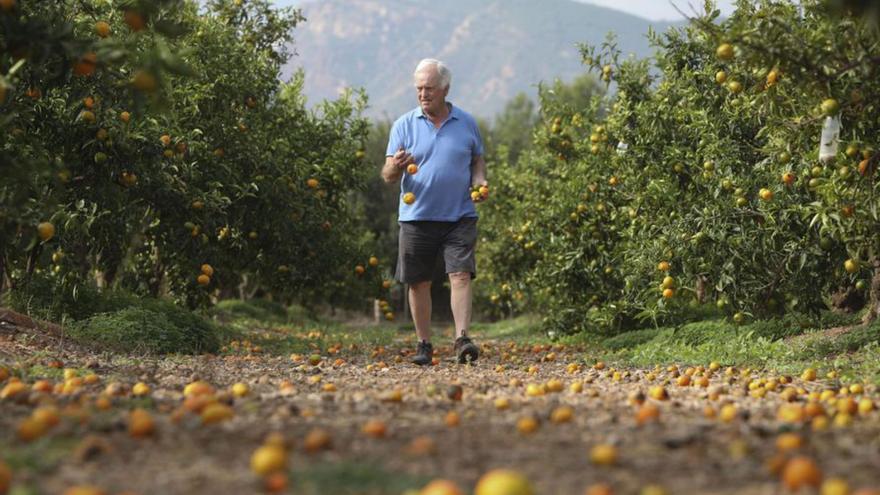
[470,180,489,203]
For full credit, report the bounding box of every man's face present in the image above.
[414,68,449,115]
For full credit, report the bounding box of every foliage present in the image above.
[477,0,880,334]
[1,0,389,315]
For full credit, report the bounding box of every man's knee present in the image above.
[410,280,432,292]
[448,272,471,287]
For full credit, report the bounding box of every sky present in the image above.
[270,0,739,21]
[579,0,737,20]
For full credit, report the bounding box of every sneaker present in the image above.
[454,335,479,364]
[412,341,433,366]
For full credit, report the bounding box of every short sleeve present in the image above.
[471,118,484,156]
[386,119,406,157]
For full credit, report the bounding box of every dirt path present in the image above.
[1,321,879,495]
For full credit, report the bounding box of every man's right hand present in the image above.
[392,148,413,169]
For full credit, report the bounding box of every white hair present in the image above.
[414,58,451,89]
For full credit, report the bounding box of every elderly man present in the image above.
[381,58,487,366]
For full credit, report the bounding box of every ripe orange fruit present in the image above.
[37,222,56,242]
[200,264,214,276]
[131,70,157,93]
[589,444,618,466]
[781,457,822,491]
[132,382,151,396]
[197,274,211,286]
[61,486,107,495]
[657,261,670,272]
[17,417,48,441]
[264,472,288,494]
[303,428,332,453]
[516,416,539,434]
[550,405,574,423]
[307,178,319,189]
[820,479,850,495]
[858,159,872,176]
[124,10,146,31]
[636,402,660,425]
[782,171,796,185]
[403,192,416,205]
[407,163,419,174]
[362,419,387,438]
[0,0,15,12]
[128,409,155,438]
[355,265,365,275]
[474,469,534,495]
[160,134,172,147]
[716,43,734,60]
[368,256,379,267]
[120,111,131,123]
[201,403,234,424]
[584,483,614,495]
[250,445,286,475]
[231,382,249,397]
[73,53,98,76]
[95,20,111,38]
[662,288,674,299]
[421,479,464,495]
[759,188,773,201]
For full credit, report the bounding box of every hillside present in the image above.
[281,0,683,120]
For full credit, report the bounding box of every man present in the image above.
[381,58,487,366]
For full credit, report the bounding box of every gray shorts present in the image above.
[395,217,477,284]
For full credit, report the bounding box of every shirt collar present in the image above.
[417,102,458,121]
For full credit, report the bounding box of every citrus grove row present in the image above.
[1,0,394,312]
[476,0,880,334]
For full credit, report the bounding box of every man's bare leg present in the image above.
[409,281,432,342]
[448,272,472,338]
[449,272,479,363]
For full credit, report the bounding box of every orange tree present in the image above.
[478,0,880,335]
[1,0,386,313]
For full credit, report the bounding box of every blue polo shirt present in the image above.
[386,103,484,222]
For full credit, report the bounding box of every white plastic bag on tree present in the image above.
[819,116,840,162]
[616,141,628,155]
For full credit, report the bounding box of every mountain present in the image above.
[280,0,684,120]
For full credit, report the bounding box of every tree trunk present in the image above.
[25,243,42,282]
[0,251,6,294]
[862,256,880,325]
[148,245,164,298]
[695,275,707,303]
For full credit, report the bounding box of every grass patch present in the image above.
[471,313,880,384]
[291,461,428,495]
[5,274,139,322]
[211,299,291,324]
[471,315,543,343]
[69,306,220,355]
